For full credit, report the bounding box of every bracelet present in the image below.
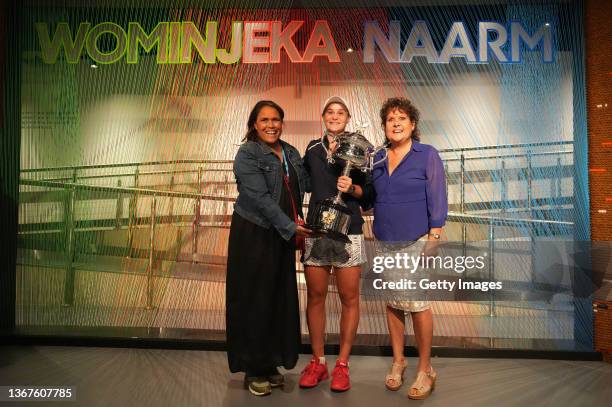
[348,185,356,194]
[428,233,441,240]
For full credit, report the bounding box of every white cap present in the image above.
[322,96,350,116]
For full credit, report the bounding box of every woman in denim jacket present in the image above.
[226,100,312,396]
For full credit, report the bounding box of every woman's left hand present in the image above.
[337,175,353,193]
[424,229,443,256]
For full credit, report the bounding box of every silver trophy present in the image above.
[306,126,386,242]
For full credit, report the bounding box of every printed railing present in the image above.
[20,178,233,310]
[20,141,574,215]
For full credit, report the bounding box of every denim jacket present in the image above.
[233,139,310,241]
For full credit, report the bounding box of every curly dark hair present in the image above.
[243,100,285,142]
[379,97,420,142]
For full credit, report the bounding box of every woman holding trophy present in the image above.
[226,100,312,396]
[299,96,368,392]
[364,97,447,400]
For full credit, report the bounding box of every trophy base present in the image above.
[304,224,351,243]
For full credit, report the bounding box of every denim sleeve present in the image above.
[425,148,448,228]
[234,147,296,241]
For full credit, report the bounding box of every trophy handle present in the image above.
[365,144,389,172]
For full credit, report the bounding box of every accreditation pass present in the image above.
[0,386,76,401]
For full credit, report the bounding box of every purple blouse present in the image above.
[368,141,448,242]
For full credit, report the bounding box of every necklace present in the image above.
[321,131,339,164]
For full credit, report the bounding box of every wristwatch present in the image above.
[428,233,441,240]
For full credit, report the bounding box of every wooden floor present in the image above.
[0,346,610,407]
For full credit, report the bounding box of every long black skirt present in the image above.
[225,212,301,374]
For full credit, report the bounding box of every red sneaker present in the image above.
[330,360,350,392]
[299,357,329,388]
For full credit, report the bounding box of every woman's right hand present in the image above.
[296,225,313,237]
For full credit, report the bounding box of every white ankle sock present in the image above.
[318,356,326,364]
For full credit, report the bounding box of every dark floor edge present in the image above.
[1,334,603,361]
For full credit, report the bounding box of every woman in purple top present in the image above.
[366,97,447,400]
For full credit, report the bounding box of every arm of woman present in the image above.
[234,146,296,241]
[302,148,313,194]
[425,148,448,239]
[338,166,371,199]
[337,175,364,198]
[358,171,375,211]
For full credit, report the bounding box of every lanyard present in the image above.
[281,147,289,179]
[280,148,299,222]
[320,132,335,163]
[320,134,329,158]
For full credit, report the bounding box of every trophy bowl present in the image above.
[334,132,373,167]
